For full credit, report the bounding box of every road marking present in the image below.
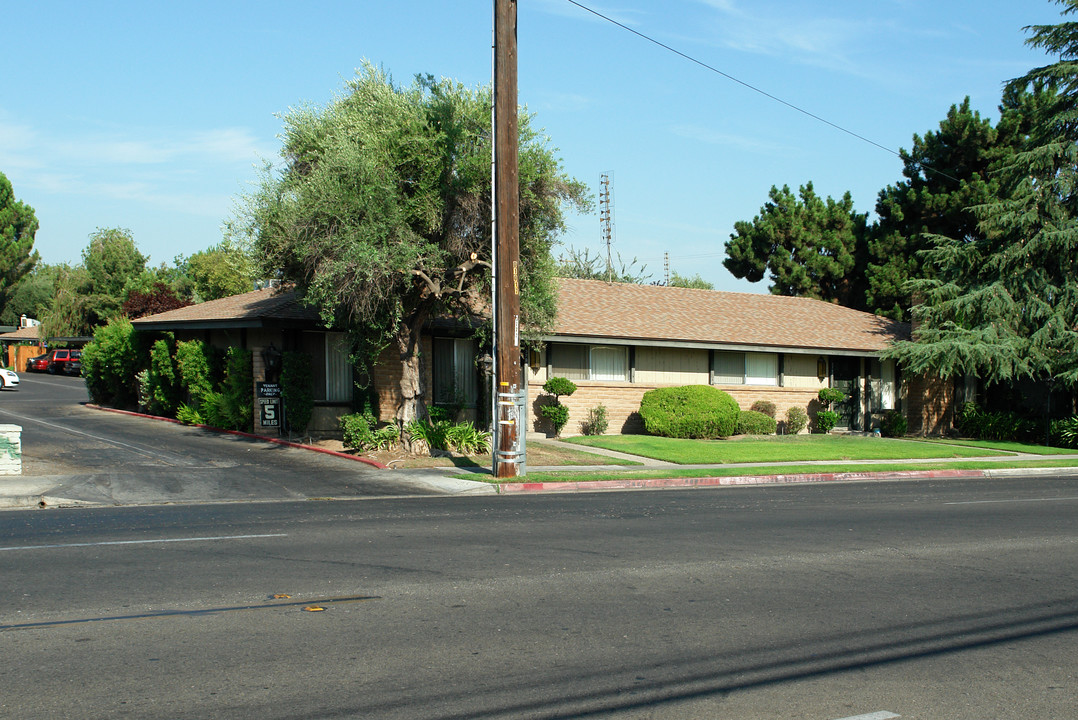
[0,533,287,552]
[832,712,900,720]
[945,496,1078,505]
[0,407,179,463]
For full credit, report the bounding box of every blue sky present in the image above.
[1,0,1064,293]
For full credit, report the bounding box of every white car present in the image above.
[0,368,19,389]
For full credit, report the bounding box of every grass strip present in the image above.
[456,459,1078,484]
[905,437,1078,456]
[562,434,1010,464]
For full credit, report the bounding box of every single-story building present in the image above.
[131,287,356,434]
[131,279,956,438]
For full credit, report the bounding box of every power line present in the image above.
[563,0,960,184]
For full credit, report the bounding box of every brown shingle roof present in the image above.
[131,288,321,329]
[0,325,40,341]
[551,278,909,353]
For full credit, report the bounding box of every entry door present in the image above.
[830,357,861,430]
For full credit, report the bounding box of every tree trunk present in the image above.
[394,311,430,453]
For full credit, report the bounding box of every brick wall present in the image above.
[906,373,955,436]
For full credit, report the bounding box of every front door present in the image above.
[830,357,861,430]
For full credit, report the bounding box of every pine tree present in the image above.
[885,0,1078,387]
[0,172,40,318]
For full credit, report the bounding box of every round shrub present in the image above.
[737,409,777,435]
[785,406,808,435]
[750,400,776,418]
[639,385,739,439]
[881,409,907,438]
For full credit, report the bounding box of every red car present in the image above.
[26,352,52,372]
[48,349,80,374]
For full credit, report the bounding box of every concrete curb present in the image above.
[86,404,389,469]
[492,466,1078,494]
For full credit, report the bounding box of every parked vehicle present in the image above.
[0,367,18,389]
[25,352,53,372]
[49,349,80,375]
[63,358,82,377]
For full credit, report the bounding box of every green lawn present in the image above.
[473,458,1078,484]
[907,437,1078,456]
[562,433,1012,464]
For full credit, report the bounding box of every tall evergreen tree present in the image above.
[0,172,40,319]
[723,182,869,308]
[885,0,1078,387]
[867,97,1031,320]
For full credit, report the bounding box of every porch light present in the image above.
[816,357,827,381]
[478,352,494,377]
[262,343,283,382]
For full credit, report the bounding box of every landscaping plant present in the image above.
[785,406,808,435]
[881,409,908,438]
[539,376,577,437]
[580,404,609,436]
[814,387,846,433]
[281,351,314,434]
[737,409,777,435]
[639,385,739,439]
[750,400,776,418]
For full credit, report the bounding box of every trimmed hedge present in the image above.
[639,385,740,439]
[737,409,777,435]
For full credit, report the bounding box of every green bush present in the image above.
[543,376,578,397]
[81,317,141,407]
[815,409,840,433]
[957,402,1037,442]
[785,406,808,435]
[176,403,203,426]
[370,424,400,450]
[341,413,376,449]
[221,347,253,431]
[405,417,449,451]
[175,340,213,409]
[818,387,846,407]
[538,376,577,437]
[281,352,314,434]
[737,409,777,435]
[881,409,907,438]
[581,404,609,436]
[750,400,776,418]
[200,391,231,430]
[444,421,491,454]
[1051,416,1078,448]
[146,337,179,417]
[639,385,740,439]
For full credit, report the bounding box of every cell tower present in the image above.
[599,174,614,282]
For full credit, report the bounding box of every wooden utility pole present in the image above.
[493,0,524,478]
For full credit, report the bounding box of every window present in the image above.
[549,343,628,382]
[713,351,745,385]
[712,350,779,386]
[745,352,778,386]
[325,333,352,403]
[870,358,896,411]
[433,337,477,407]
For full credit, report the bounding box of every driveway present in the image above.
[0,374,486,507]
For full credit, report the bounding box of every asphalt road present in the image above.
[0,373,453,502]
[2,476,1076,719]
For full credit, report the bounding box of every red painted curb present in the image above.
[495,468,989,493]
[86,404,388,469]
